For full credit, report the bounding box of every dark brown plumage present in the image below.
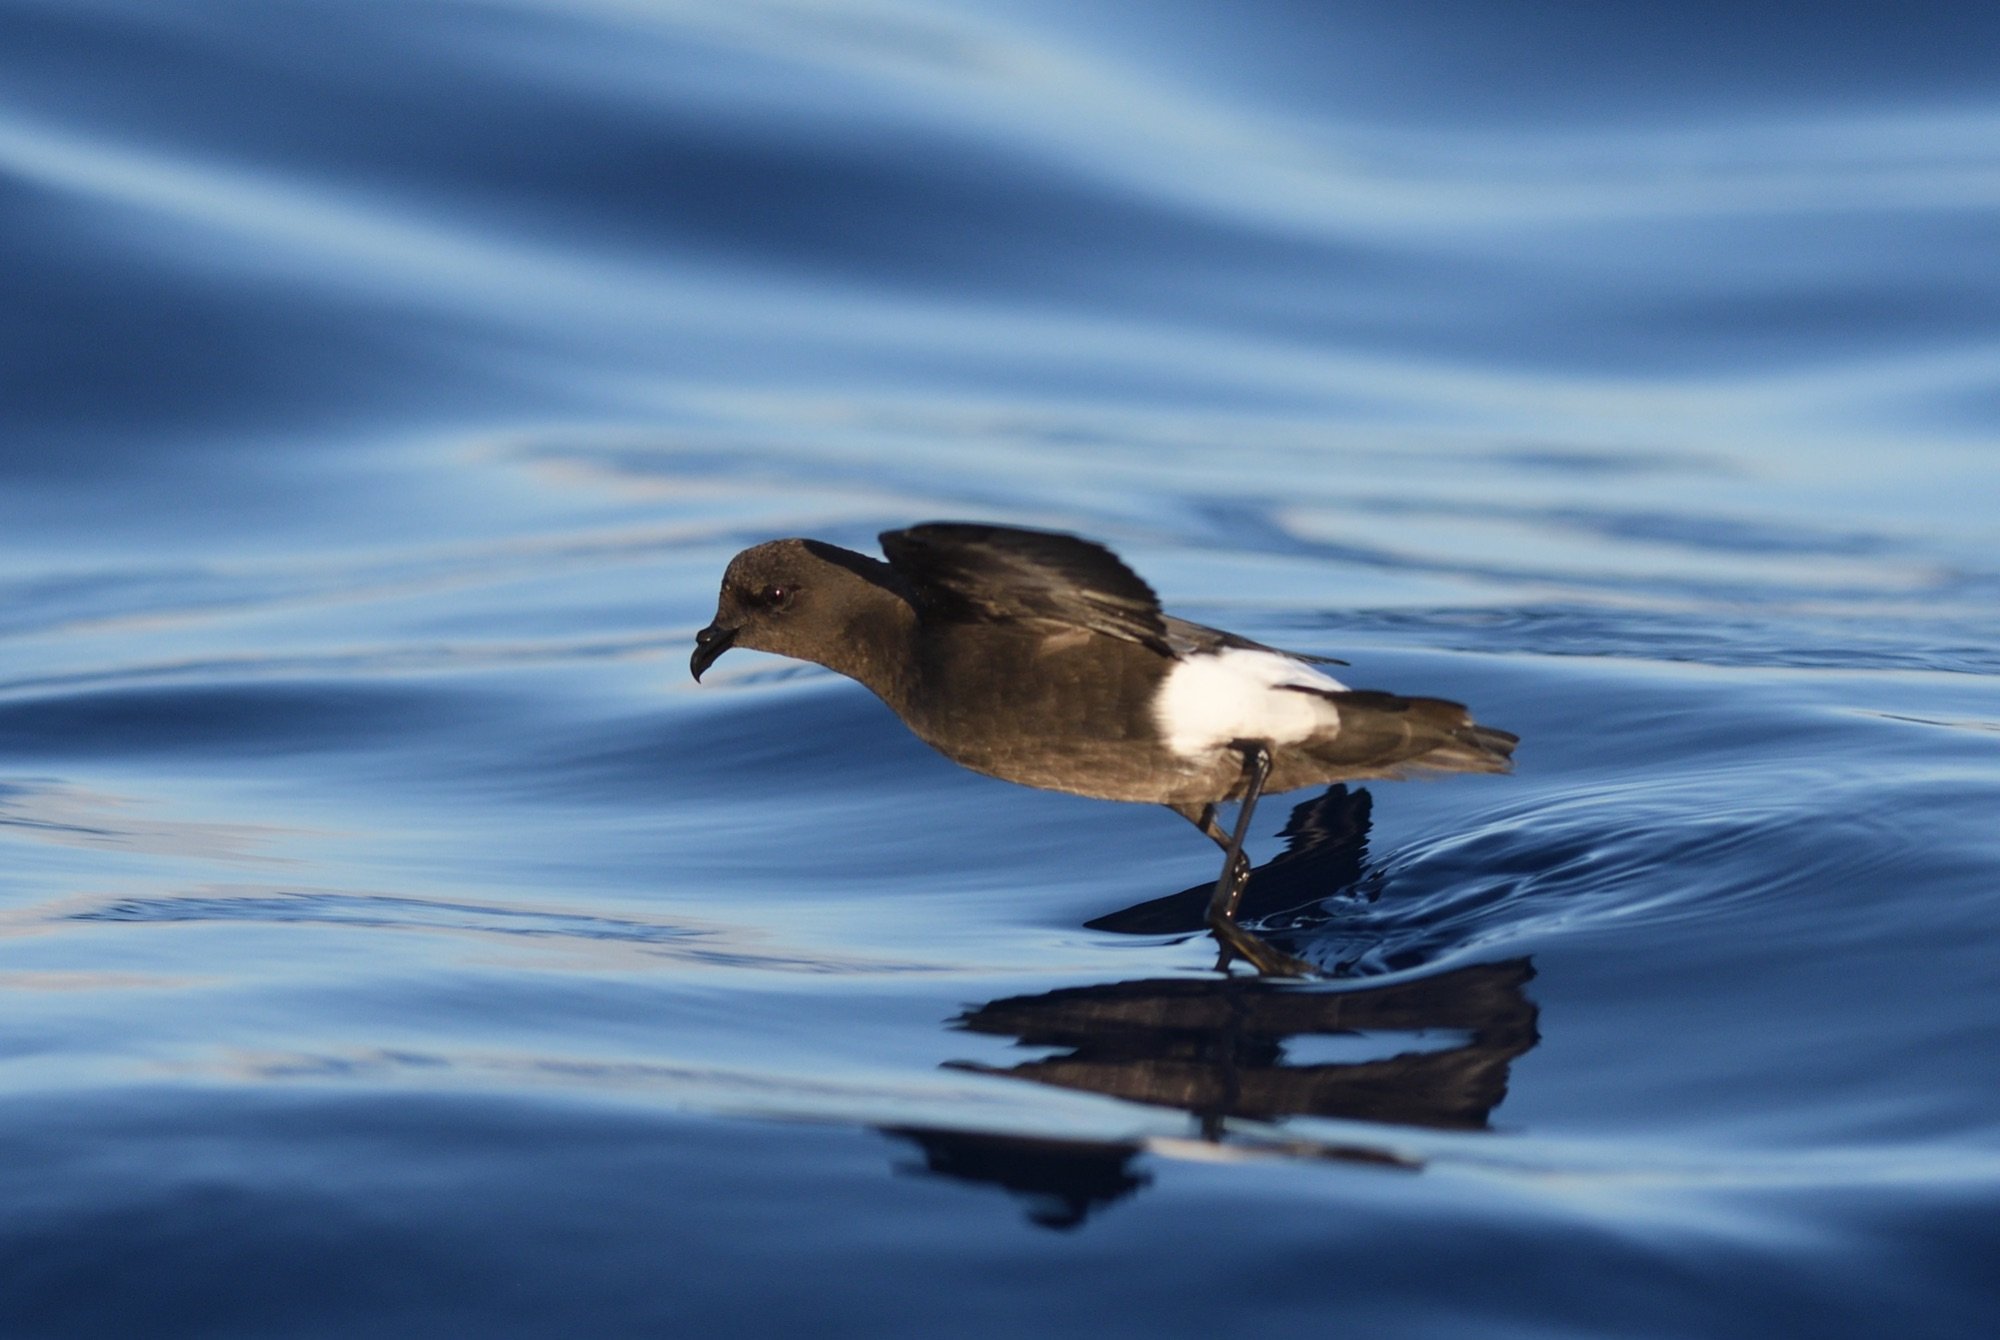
[693,522,1515,974]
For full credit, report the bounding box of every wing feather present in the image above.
[880,522,1170,651]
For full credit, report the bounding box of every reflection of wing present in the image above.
[1088,785,1374,935]
[879,523,1169,651]
[880,1127,1149,1232]
[948,959,1539,1131]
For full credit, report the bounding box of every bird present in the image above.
[691,522,1516,975]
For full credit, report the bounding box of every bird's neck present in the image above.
[828,596,919,709]
[807,554,921,711]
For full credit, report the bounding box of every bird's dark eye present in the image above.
[757,584,793,609]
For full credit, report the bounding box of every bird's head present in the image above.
[691,539,900,681]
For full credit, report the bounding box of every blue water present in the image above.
[5,2,2000,1335]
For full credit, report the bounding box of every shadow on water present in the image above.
[1087,782,1489,975]
[887,786,1539,1230]
[1084,783,1381,954]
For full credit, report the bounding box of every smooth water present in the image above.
[5,2,1999,1336]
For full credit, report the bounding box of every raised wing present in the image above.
[879,522,1170,651]
[1160,614,1348,666]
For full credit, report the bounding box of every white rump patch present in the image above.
[1152,648,1348,758]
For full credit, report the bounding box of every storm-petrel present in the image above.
[692,522,1516,974]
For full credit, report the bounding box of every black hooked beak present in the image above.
[690,622,737,682]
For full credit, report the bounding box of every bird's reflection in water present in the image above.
[884,787,1540,1230]
[882,1128,1151,1231]
[949,955,1539,1138]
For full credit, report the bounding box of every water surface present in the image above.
[4,2,1999,1336]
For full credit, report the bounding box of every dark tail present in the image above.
[1290,688,1517,778]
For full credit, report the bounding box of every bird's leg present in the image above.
[1202,743,1314,978]
[1175,805,1252,964]
[1204,746,1265,971]
[1172,801,1229,849]
[1171,801,1251,898]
